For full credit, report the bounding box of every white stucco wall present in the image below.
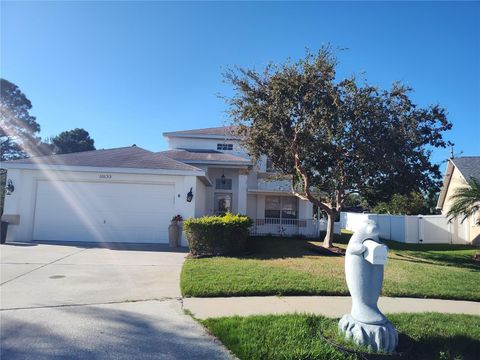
[298,199,313,218]
[247,194,257,219]
[2,168,197,245]
[194,178,207,218]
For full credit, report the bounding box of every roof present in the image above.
[436,156,480,209]
[1,146,203,173]
[159,148,251,165]
[163,126,239,139]
[451,157,480,182]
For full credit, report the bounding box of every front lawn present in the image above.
[180,233,480,301]
[202,313,480,360]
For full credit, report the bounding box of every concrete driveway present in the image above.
[0,242,234,360]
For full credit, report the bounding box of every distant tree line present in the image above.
[1,78,96,214]
[1,78,96,161]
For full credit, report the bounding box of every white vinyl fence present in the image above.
[340,212,468,244]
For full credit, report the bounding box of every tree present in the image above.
[224,47,452,247]
[446,177,480,225]
[373,192,430,215]
[50,128,95,154]
[0,79,42,160]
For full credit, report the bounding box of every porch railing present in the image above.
[250,218,326,238]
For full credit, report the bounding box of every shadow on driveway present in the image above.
[1,300,232,360]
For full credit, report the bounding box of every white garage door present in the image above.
[33,180,175,243]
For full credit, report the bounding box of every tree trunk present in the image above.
[323,210,336,248]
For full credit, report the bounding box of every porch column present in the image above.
[237,168,248,215]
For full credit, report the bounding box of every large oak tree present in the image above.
[225,48,452,247]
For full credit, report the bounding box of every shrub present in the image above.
[183,213,253,256]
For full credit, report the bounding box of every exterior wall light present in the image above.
[186,187,193,202]
[5,179,14,195]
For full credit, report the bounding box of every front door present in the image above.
[214,193,232,214]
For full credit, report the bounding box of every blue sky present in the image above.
[1,1,479,166]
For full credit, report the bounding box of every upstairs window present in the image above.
[217,143,233,151]
[215,178,233,190]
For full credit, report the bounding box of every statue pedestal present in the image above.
[339,314,398,353]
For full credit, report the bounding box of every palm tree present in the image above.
[446,177,480,225]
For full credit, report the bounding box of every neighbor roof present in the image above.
[1,146,203,173]
[163,126,239,139]
[452,156,480,182]
[159,148,251,165]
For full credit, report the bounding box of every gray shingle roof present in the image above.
[159,148,251,164]
[2,146,202,172]
[452,156,480,182]
[163,126,239,138]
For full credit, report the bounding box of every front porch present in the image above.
[250,218,326,238]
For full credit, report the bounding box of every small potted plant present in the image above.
[168,215,183,247]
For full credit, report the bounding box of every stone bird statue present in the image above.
[338,220,398,353]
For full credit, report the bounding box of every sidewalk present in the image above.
[183,296,480,319]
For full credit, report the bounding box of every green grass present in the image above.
[202,313,480,360]
[181,233,480,301]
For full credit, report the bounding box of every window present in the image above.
[266,157,274,172]
[281,197,297,219]
[217,143,233,151]
[265,196,281,218]
[214,193,232,213]
[215,178,232,190]
[265,196,298,219]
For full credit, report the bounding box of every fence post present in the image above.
[389,215,392,241]
[418,216,423,244]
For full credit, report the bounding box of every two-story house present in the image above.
[1,126,317,245]
[161,126,315,237]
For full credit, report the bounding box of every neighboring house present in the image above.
[436,156,480,245]
[1,126,316,245]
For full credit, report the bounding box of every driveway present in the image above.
[0,242,234,360]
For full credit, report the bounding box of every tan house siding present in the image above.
[442,166,467,214]
[441,165,480,245]
[469,214,480,245]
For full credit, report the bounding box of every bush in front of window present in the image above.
[183,213,253,256]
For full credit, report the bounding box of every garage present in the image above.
[33,180,175,243]
[1,146,207,244]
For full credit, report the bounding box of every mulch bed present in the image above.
[306,243,346,256]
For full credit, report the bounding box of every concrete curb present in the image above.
[183,296,480,319]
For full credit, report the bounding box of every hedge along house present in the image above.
[1,126,317,245]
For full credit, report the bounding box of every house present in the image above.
[436,156,480,245]
[1,126,316,245]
